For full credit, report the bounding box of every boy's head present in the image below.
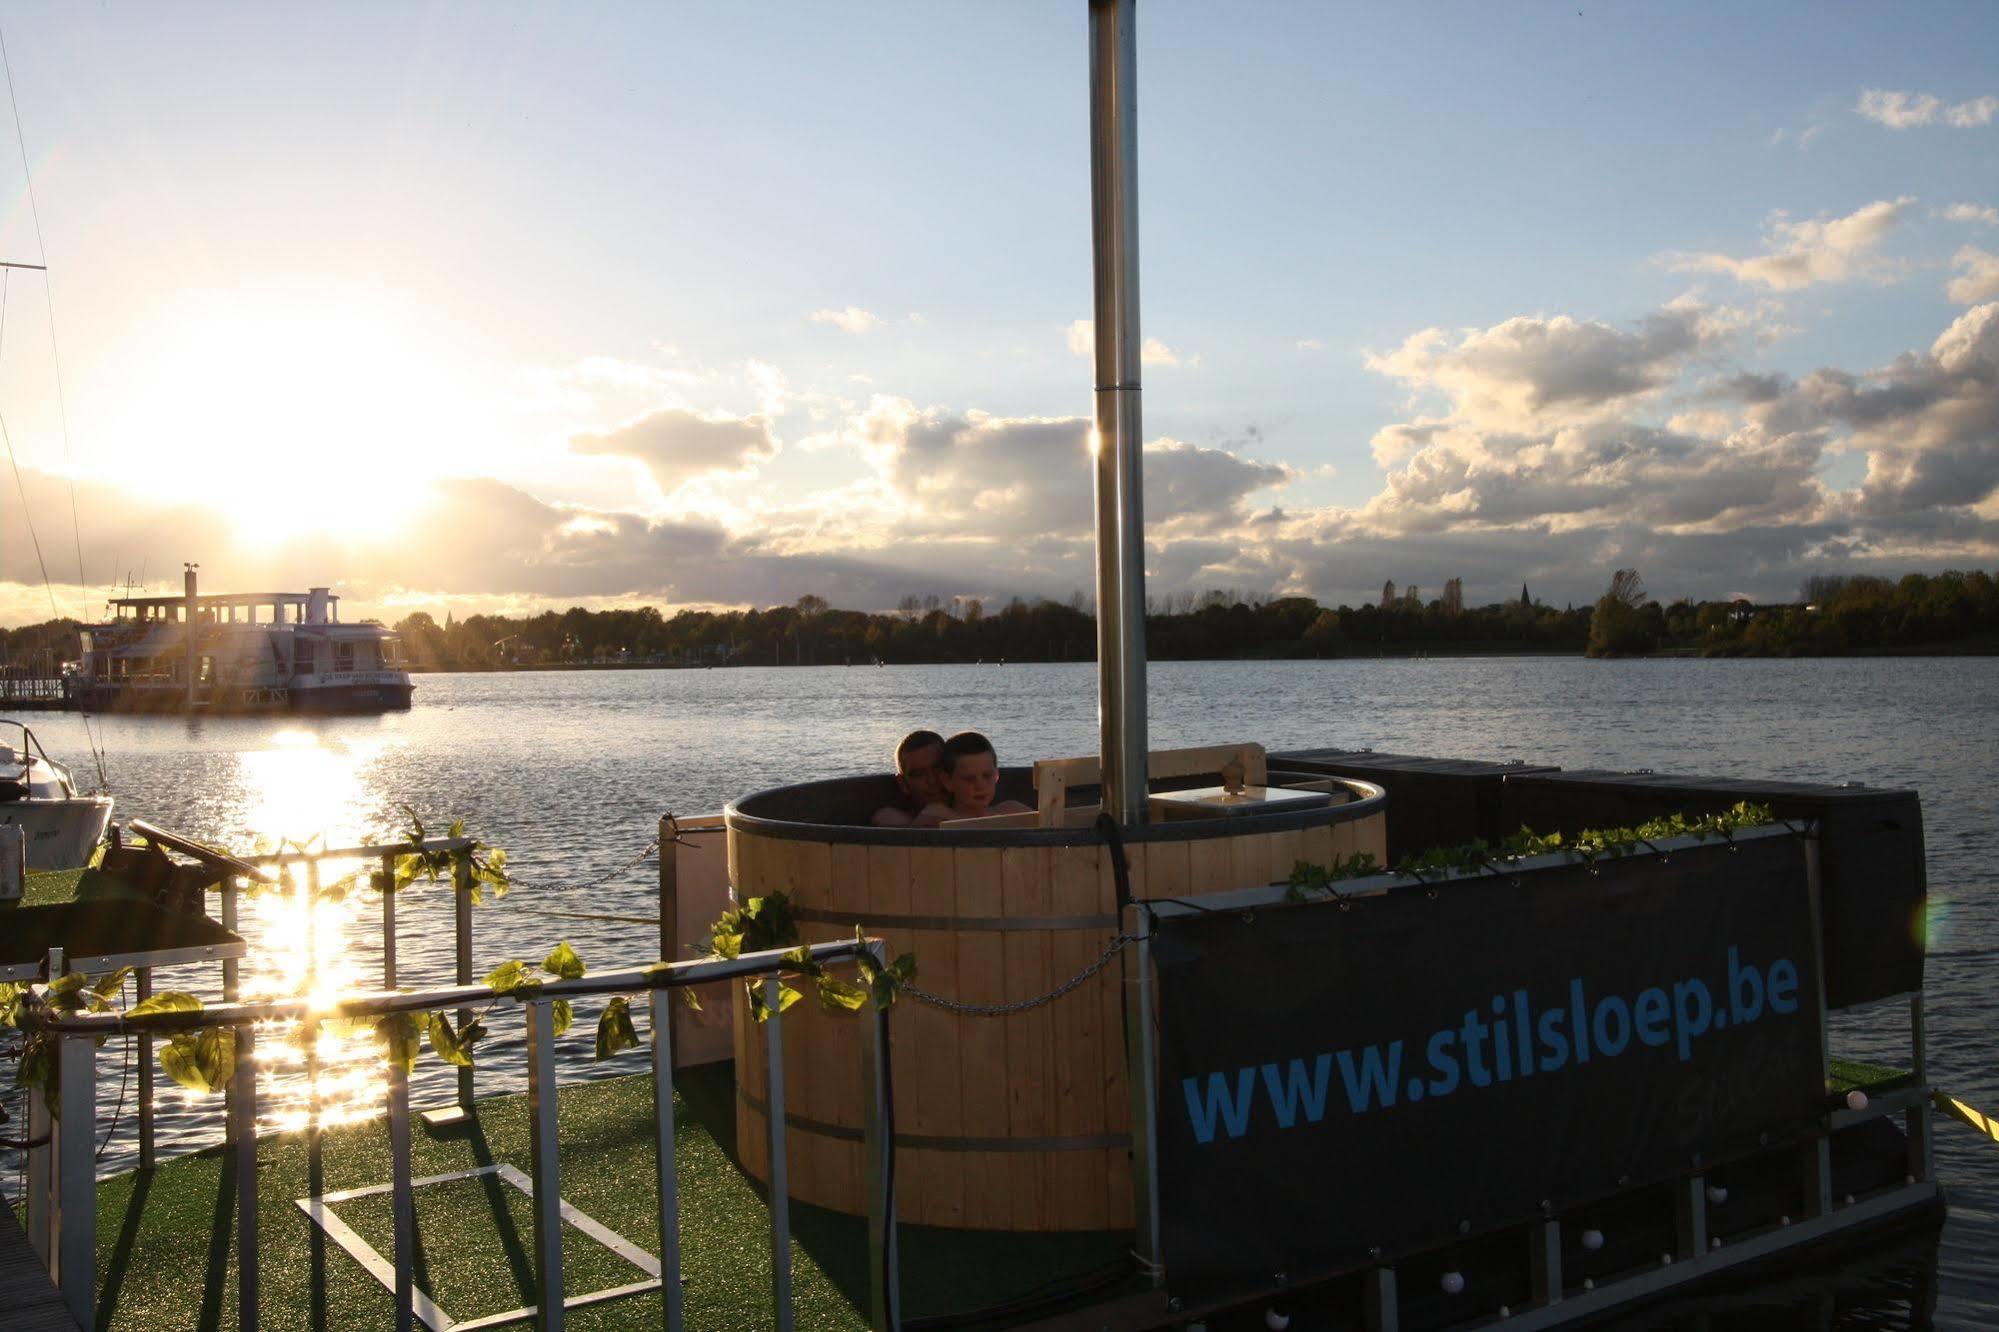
[893,729,946,806]
[940,730,1001,814]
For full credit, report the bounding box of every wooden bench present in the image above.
[1030,742,1269,827]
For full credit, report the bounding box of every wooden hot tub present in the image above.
[725,768,1387,1231]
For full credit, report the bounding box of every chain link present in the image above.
[904,931,1136,1017]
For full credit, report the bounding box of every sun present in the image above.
[104,280,479,544]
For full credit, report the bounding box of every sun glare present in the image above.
[107,282,480,545]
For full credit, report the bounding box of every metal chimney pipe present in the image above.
[1088,0,1149,826]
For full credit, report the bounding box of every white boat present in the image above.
[73,569,414,714]
[0,719,114,870]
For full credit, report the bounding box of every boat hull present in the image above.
[0,794,114,870]
[291,681,414,712]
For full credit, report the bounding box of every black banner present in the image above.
[1153,834,1822,1293]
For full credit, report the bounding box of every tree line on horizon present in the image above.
[3,569,1994,672]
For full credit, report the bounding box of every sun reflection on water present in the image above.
[229,729,396,1134]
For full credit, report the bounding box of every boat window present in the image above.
[295,641,315,672]
[334,641,354,673]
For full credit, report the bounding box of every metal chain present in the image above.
[904,931,1136,1017]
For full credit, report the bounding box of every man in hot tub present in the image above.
[870,729,948,827]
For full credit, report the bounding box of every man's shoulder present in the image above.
[870,805,916,828]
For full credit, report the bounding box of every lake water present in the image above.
[13,657,1998,1326]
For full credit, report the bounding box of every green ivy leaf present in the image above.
[484,959,533,992]
[160,1027,235,1095]
[549,998,573,1037]
[595,995,639,1059]
[0,981,22,1029]
[542,941,586,980]
[128,991,204,1019]
[375,1012,423,1073]
[425,1012,484,1067]
[92,966,134,1002]
[814,972,868,1014]
[448,817,467,840]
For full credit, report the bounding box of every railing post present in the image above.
[56,1031,97,1331]
[136,965,156,1170]
[388,1054,417,1332]
[525,998,565,1331]
[650,992,684,1330]
[1529,1218,1561,1307]
[860,948,900,1332]
[27,946,64,1268]
[764,976,794,1332]
[454,852,476,1113]
[657,815,676,966]
[221,878,240,1002]
[379,853,398,990]
[233,1024,260,1332]
[1675,1173,1708,1260]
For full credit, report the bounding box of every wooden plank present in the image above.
[1140,838,1190,905]
[825,840,872,1210]
[1049,844,1110,1231]
[954,848,1010,1229]
[908,845,962,1227]
[1001,846,1054,1231]
[1188,834,1233,898]
[1354,810,1389,864]
[867,842,923,1222]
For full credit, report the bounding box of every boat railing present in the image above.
[21,936,900,1332]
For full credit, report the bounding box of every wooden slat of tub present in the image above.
[1050,843,1110,1231]
[1141,838,1190,904]
[1188,833,1233,897]
[867,842,923,1221]
[953,848,1010,1229]
[909,845,963,1227]
[1355,809,1388,863]
[825,840,872,1210]
[789,839,834,1207]
[1267,824,1306,891]
[1001,845,1054,1230]
[1299,821,1335,871]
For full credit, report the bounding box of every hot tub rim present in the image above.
[724,772,1387,847]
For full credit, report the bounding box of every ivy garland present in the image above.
[693,891,916,1023]
[1285,800,1781,902]
[2,816,904,1112]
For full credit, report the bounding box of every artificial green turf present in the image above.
[1828,1056,1915,1096]
[90,1062,1134,1330]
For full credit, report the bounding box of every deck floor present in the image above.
[92,1061,1135,1331]
[1,1195,79,1331]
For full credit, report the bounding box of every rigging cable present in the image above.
[0,30,108,789]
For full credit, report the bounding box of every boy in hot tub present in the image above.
[914,730,1033,825]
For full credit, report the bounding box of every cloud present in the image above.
[1661,198,1915,290]
[1941,203,1999,226]
[1769,122,1827,150]
[1947,248,1999,304]
[810,306,883,333]
[1296,339,1324,352]
[569,408,778,491]
[1800,302,1999,515]
[1363,300,1747,431]
[1857,89,1999,130]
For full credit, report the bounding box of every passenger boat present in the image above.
[0,719,112,869]
[72,568,413,713]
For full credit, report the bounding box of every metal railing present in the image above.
[23,937,901,1332]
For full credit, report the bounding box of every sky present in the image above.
[1,1,1997,627]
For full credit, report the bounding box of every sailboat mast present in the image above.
[1088,0,1149,825]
